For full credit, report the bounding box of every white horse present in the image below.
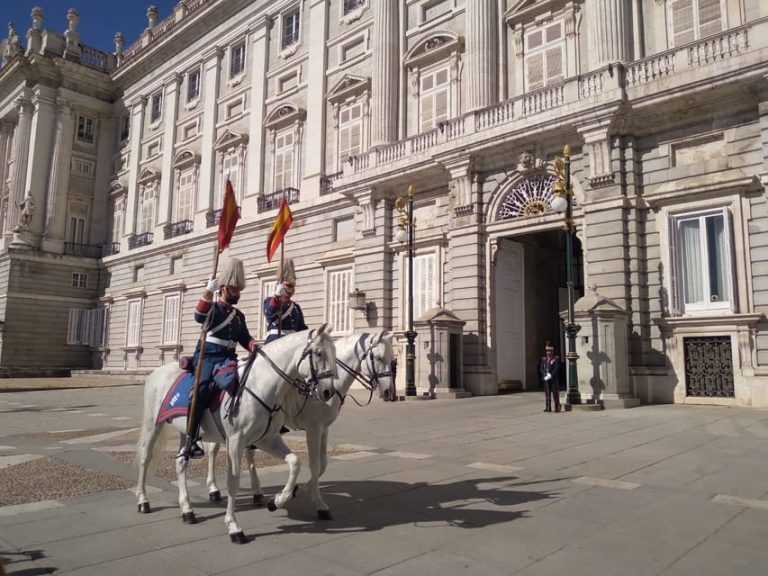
[135,326,338,543]
[205,330,395,520]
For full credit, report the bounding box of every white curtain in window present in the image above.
[679,219,703,304]
[707,215,729,302]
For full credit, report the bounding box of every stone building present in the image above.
[1,0,768,407]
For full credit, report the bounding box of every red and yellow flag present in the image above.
[266,196,293,263]
[217,179,240,253]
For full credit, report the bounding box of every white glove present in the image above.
[544,373,552,381]
[206,277,220,293]
[275,283,287,297]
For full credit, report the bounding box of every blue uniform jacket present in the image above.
[263,296,307,343]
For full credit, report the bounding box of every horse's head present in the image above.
[363,330,396,401]
[298,323,338,401]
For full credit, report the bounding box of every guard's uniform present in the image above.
[539,353,562,412]
[263,296,307,343]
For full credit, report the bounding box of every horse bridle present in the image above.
[335,334,393,406]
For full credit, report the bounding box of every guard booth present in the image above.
[413,307,471,398]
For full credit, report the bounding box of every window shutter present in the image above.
[435,88,449,124]
[526,53,544,91]
[697,0,722,38]
[283,149,293,189]
[349,123,362,156]
[164,295,179,344]
[93,307,107,347]
[672,0,695,46]
[339,126,351,163]
[275,152,285,190]
[82,309,94,348]
[67,309,80,345]
[545,47,564,84]
[421,93,435,132]
[667,217,681,315]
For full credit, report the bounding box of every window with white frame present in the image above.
[260,279,278,339]
[222,149,241,202]
[187,67,201,102]
[138,182,156,234]
[274,130,295,191]
[525,21,564,91]
[404,252,437,325]
[327,268,353,334]
[119,115,130,143]
[338,102,363,168]
[162,293,181,344]
[230,42,246,78]
[419,66,450,133]
[670,0,723,46]
[669,207,733,313]
[67,215,86,244]
[175,168,195,222]
[282,7,301,49]
[111,198,124,243]
[72,272,88,288]
[76,115,94,143]
[67,307,107,346]
[126,298,143,347]
[150,92,163,123]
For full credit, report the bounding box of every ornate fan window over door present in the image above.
[496,173,559,220]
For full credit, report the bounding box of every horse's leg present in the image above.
[305,423,331,520]
[175,433,197,524]
[245,447,266,507]
[225,437,247,543]
[136,419,165,514]
[205,442,222,502]
[319,425,330,477]
[256,435,301,511]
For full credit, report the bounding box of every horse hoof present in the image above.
[267,497,277,512]
[253,494,265,507]
[229,531,247,544]
[209,490,222,502]
[137,502,151,514]
[181,512,197,524]
[317,509,332,521]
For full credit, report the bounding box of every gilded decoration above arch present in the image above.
[495,172,559,221]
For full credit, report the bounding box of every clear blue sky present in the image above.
[3,1,179,53]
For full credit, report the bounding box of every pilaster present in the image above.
[370,0,399,146]
[466,0,498,111]
[441,155,475,220]
[0,121,12,238]
[585,0,631,69]
[42,97,75,253]
[246,17,272,210]
[124,98,146,238]
[93,115,116,247]
[196,48,223,231]
[157,75,181,233]
[301,0,329,200]
[5,96,33,245]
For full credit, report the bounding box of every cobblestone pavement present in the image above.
[2,383,768,575]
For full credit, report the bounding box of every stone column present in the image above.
[92,115,116,247]
[5,96,33,243]
[41,97,75,253]
[466,0,498,111]
[124,98,146,239]
[157,75,181,234]
[196,47,222,231]
[370,0,399,146]
[245,16,272,211]
[0,121,12,236]
[585,0,631,69]
[301,0,329,200]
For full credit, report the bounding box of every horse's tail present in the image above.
[135,417,169,481]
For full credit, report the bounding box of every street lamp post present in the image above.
[550,145,582,407]
[395,185,417,397]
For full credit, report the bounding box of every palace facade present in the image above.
[1,0,768,405]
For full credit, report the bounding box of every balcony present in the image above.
[320,172,343,196]
[129,232,154,249]
[258,187,300,213]
[102,242,120,257]
[64,243,102,258]
[164,219,194,239]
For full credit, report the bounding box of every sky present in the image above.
[3,0,180,54]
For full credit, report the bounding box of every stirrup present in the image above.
[176,442,205,460]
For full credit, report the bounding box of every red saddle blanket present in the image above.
[156,372,226,424]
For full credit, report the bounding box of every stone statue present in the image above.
[16,196,34,230]
[518,149,537,172]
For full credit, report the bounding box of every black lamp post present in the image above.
[550,145,581,407]
[395,186,417,397]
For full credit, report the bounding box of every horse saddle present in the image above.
[156,371,227,425]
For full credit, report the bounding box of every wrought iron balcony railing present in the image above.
[320,172,343,196]
[64,242,102,258]
[129,232,154,249]
[258,187,300,213]
[165,219,194,239]
[102,242,120,256]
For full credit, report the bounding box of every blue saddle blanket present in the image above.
[156,372,226,424]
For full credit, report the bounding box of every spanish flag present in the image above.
[217,179,239,253]
[266,196,293,263]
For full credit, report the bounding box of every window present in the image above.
[126,299,143,347]
[278,72,298,93]
[68,215,86,244]
[119,115,130,143]
[187,68,201,102]
[134,265,144,283]
[230,42,246,78]
[111,199,124,243]
[222,149,241,203]
[76,115,94,143]
[170,255,183,275]
[139,183,156,234]
[404,252,436,325]
[422,0,450,22]
[282,8,300,49]
[525,22,564,91]
[67,307,107,346]
[343,0,365,15]
[669,208,733,313]
[71,158,94,177]
[670,0,723,46]
[162,293,181,344]
[341,37,365,62]
[274,130,295,191]
[328,268,353,334]
[260,279,277,338]
[175,168,195,222]
[150,92,163,123]
[419,66,450,132]
[72,272,88,288]
[338,102,363,167]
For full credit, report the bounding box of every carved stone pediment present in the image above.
[404,31,464,69]
[172,149,200,168]
[328,74,371,104]
[265,104,307,129]
[504,0,562,25]
[109,179,127,196]
[137,167,160,183]
[214,130,247,151]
